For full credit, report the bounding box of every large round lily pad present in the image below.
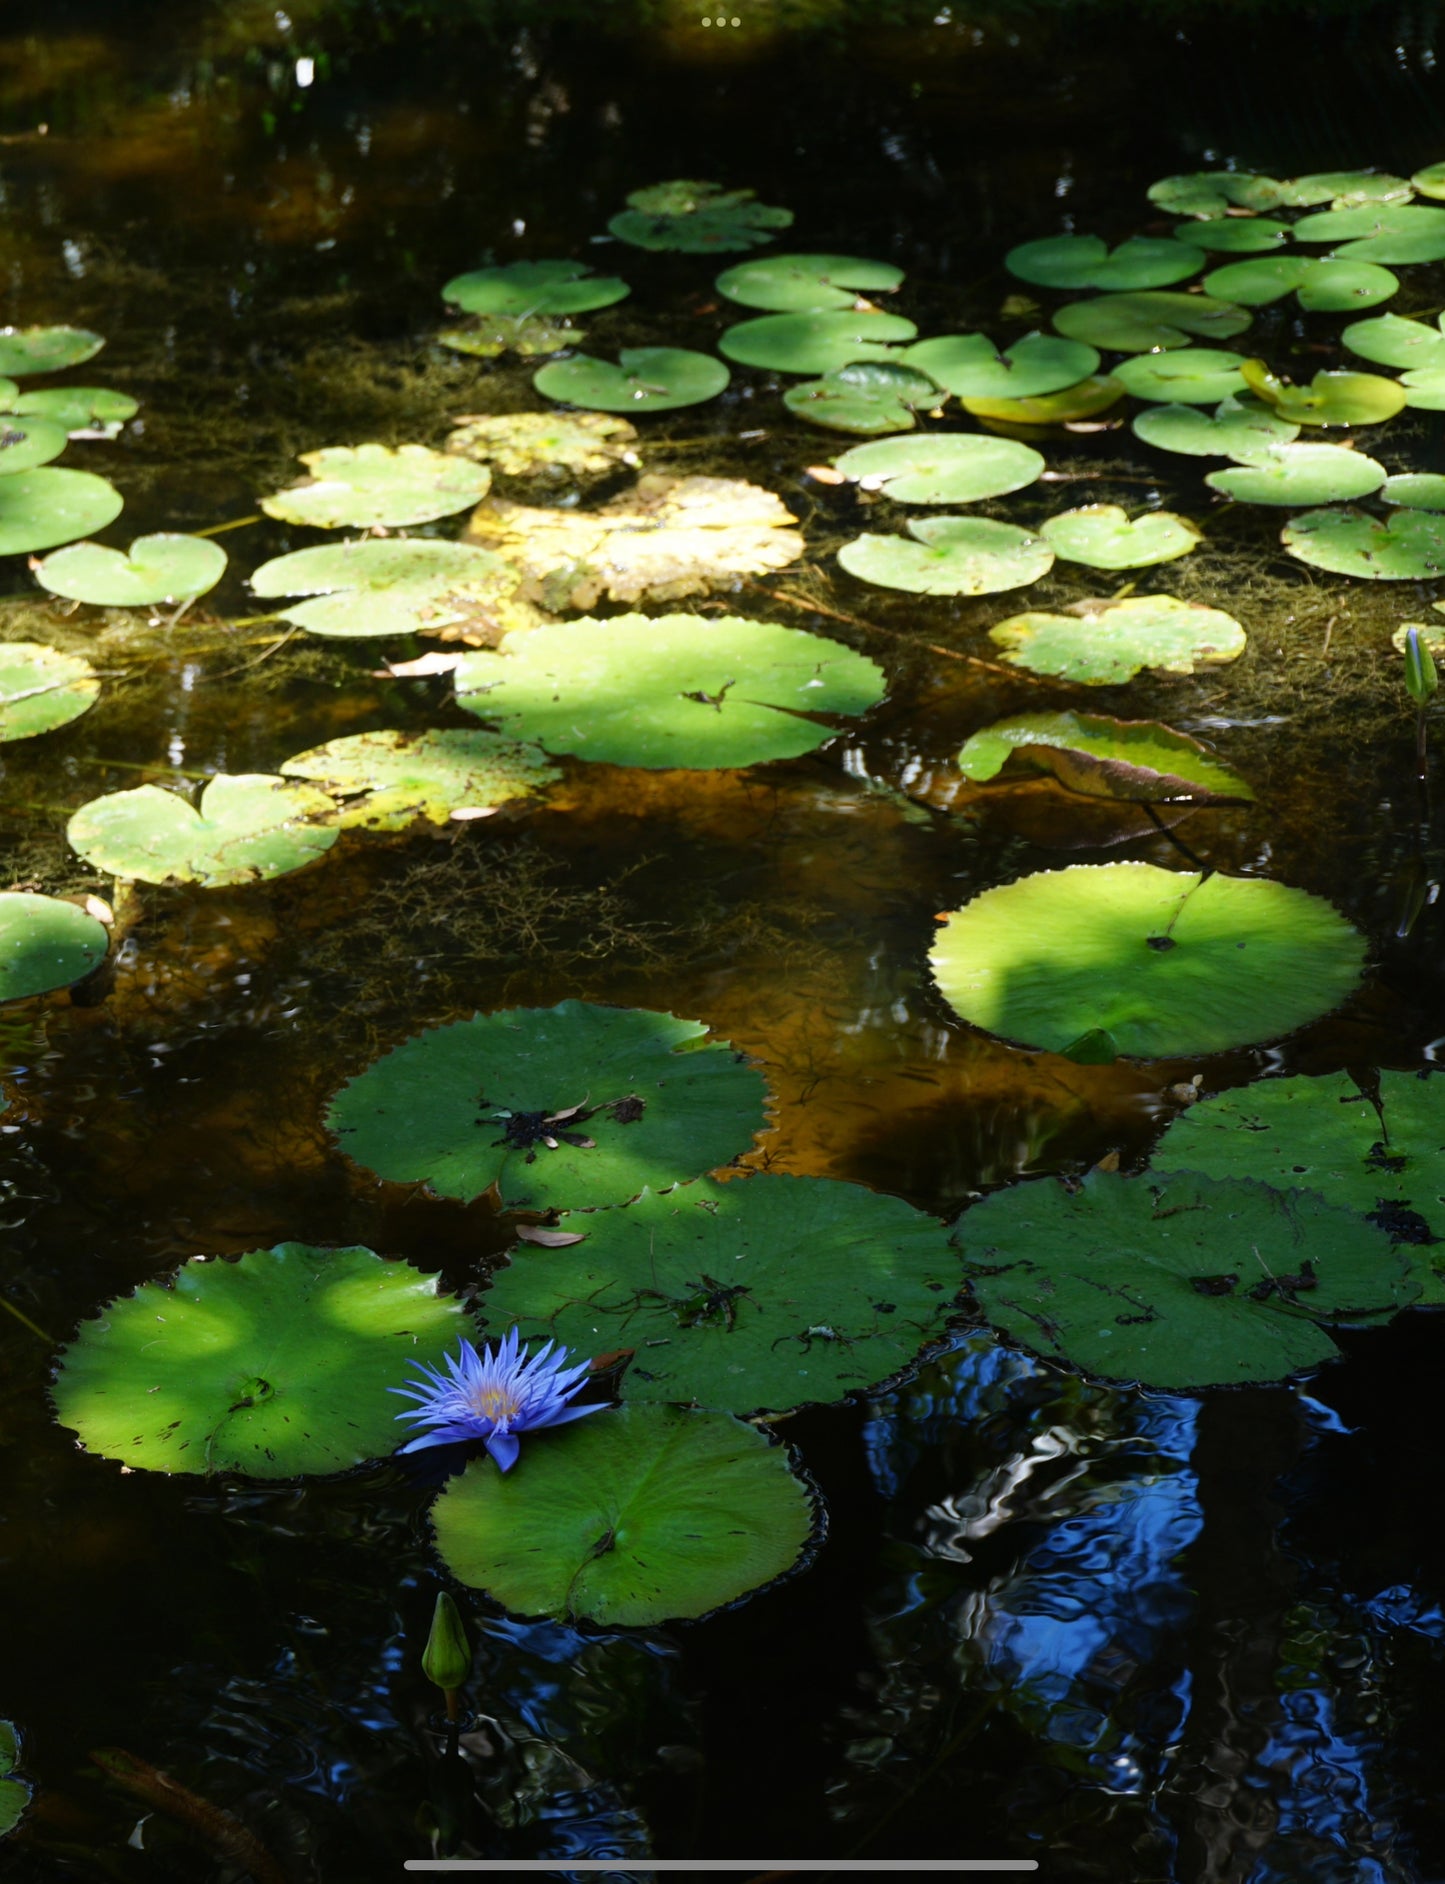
[443,410,639,477]
[838,516,1053,596]
[0,325,104,376]
[51,1243,465,1476]
[484,1175,957,1414]
[1131,396,1300,457]
[1240,361,1406,428]
[0,891,109,1002]
[930,864,1365,1060]
[1201,255,1398,313]
[608,180,792,252]
[989,594,1245,683]
[956,1169,1412,1389]
[1053,291,1251,352]
[719,310,917,375]
[900,333,1100,399]
[1282,507,1445,579]
[327,1002,770,1212]
[455,613,881,768]
[260,445,491,530]
[1039,505,1201,569]
[35,533,226,606]
[430,1405,814,1625]
[0,467,124,556]
[1205,444,1387,506]
[1147,173,1284,217]
[251,537,530,639]
[67,774,338,886]
[1112,349,1247,404]
[0,643,100,742]
[440,259,629,316]
[280,728,558,829]
[957,709,1254,803]
[534,347,729,413]
[1005,235,1201,290]
[783,361,941,434]
[715,252,902,310]
[832,433,1043,504]
[0,414,68,473]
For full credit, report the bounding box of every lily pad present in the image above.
[534,347,730,414]
[1053,291,1252,353]
[1111,349,1247,404]
[0,414,68,473]
[1399,367,1445,411]
[1340,311,1445,370]
[899,332,1100,400]
[1170,218,1292,253]
[960,377,1125,426]
[327,1002,770,1211]
[929,864,1364,1059]
[454,613,883,768]
[957,709,1254,803]
[67,774,338,886]
[1,1720,29,1838]
[718,310,917,375]
[1205,444,1387,506]
[715,252,903,311]
[280,728,558,829]
[1382,473,1445,511]
[783,361,941,434]
[484,1174,957,1414]
[1039,505,1201,569]
[1131,395,1300,458]
[1282,507,1445,579]
[956,1169,1412,1389]
[1147,173,1284,217]
[443,410,639,477]
[1278,170,1414,209]
[439,314,578,359]
[34,533,226,606]
[1291,201,1445,263]
[1201,255,1397,313]
[838,515,1053,596]
[250,537,538,640]
[1413,163,1445,199]
[260,444,491,530]
[988,594,1245,683]
[1240,360,1406,428]
[832,433,1044,504]
[51,1243,465,1476]
[430,1405,814,1625]
[0,642,100,742]
[0,891,109,1002]
[440,259,629,316]
[0,467,124,556]
[0,385,138,436]
[0,325,104,376]
[608,180,792,252]
[1004,235,1201,291]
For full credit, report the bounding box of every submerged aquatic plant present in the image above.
[393,1327,604,1471]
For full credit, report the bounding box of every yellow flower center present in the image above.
[471,1384,521,1424]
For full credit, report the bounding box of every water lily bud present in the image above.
[422,1592,471,1696]
[1405,626,1439,705]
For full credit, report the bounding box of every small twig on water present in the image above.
[748,584,1060,683]
[200,626,301,681]
[0,1296,55,1346]
[193,513,262,537]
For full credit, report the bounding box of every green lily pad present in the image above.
[1240,360,1406,428]
[0,414,68,473]
[1400,366,1445,411]
[1341,312,1445,370]
[1053,291,1252,353]
[0,642,100,742]
[280,728,558,829]
[899,332,1100,400]
[1,1719,30,1838]
[1282,506,1445,579]
[34,533,226,606]
[440,259,630,316]
[0,891,109,1002]
[1413,163,1445,199]
[484,1174,957,1414]
[51,1243,465,1476]
[1154,1070,1445,1300]
[714,252,903,311]
[0,325,104,376]
[1279,170,1414,209]
[260,445,491,530]
[443,410,639,477]
[439,314,578,359]
[1205,443,1387,506]
[1292,202,1445,263]
[1039,505,1201,570]
[960,375,1125,426]
[1112,349,1247,404]
[534,347,730,413]
[832,433,1044,504]
[0,385,138,436]
[1170,218,1292,253]
[327,1002,770,1211]
[718,311,917,375]
[1004,235,1201,291]
[1201,255,1397,313]
[431,1405,814,1625]
[608,180,792,252]
[0,467,123,556]
[838,515,1052,596]
[930,864,1364,1059]
[455,613,883,768]
[957,709,1254,803]
[988,593,1246,683]
[956,1169,1412,1389]
[783,361,941,434]
[250,537,530,639]
[1132,396,1300,457]
[1147,173,1284,217]
[67,774,338,887]
[1382,473,1445,511]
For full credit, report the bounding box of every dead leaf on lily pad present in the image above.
[463,472,804,610]
[444,410,641,479]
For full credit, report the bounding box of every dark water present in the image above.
[6,2,1445,1878]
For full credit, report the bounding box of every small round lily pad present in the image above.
[67,774,338,886]
[1112,349,1247,405]
[957,708,1254,803]
[1131,396,1300,457]
[832,433,1044,503]
[0,325,104,377]
[0,642,100,742]
[1340,312,1445,371]
[1241,361,1406,428]
[1005,235,1201,291]
[280,728,558,829]
[988,594,1246,684]
[1169,218,1292,253]
[35,533,226,606]
[1053,291,1251,353]
[900,333,1101,400]
[0,414,68,474]
[608,180,792,252]
[0,467,124,556]
[1280,171,1414,209]
[1147,173,1284,217]
[1039,505,1201,569]
[0,891,109,1002]
[440,314,577,359]
[534,347,729,413]
[1205,444,1387,506]
[715,252,903,310]
[783,361,941,434]
[1,386,138,436]
[440,259,629,316]
[718,310,917,375]
[260,445,491,530]
[1282,507,1445,579]
[838,515,1053,596]
[1201,255,1398,313]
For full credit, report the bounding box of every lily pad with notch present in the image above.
[439,314,578,359]
[1040,505,1201,570]
[1170,218,1292,253]
[1205,443,1387,506]
[1132,396,1300,457]
[1053,291,1252,353]
[988,593,1245,683]
[1341,311,1445,371]
[1147,173,1285,217]
[440,259,629,316]
[783,361,941,434]
[715,252,903,311]
[899,332,1100,400]
[66,774,338,886]
[960,376,1125,426]
[1112,349,1248,404]
[260,444,491,530]
[957,709,1254,804]
[250,537,539,640]
[718,310,917,375]
[281,728,558,829]
[0,467,123,556]
[534,347,730,413]
[608,180,792,253]
[1004,235,1202,291]
[832,433,1044,504]
[0,325,104,377]
[0,385,138,438]
[1291,201,1445,263]
[838,515,1053,596]
[1282,506,1445,579]
[1201,255,1397,314]
[1278,170,1414,209]
[35,533,226,606]
[0,414,67,473]
[0,891,109,1002]
[0,642,100,742]
[1240,360,1405,428]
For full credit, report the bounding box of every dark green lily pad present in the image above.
[783,361,941,434]
[832,433,1043,504]
[1341,312,1445,370]
[1053,291,1252,353]
[957,709,1254,803]
[484,1174,957,1414]
[1240,360,1406,428]
[430,1405,814,1625]
[1039,505,1201,569]
[327,1002,770,1211]
[1,386,138,436]
[608,180,792,252]
[1201,254,1397,313]
[1,1720,29,1838]
[281,728,558,829]
[260,445,491,530]
[1005,235,1201,290]
[534,347,730,413]
[0,467,124,556]
[838,516,1053,596]
[1147,173,1284,217]
[1282,507,1445,579]
[440,259,629,316]
[989,594,1245,683]
[0,325,104,376]
[1112,349,1247,404]
[956,1169,1412,1389]
[440,314,577,359]
[67,774,338,886]
[1279,170,1414,209]
[1292,201,1445,263]
[929,864,1364,1059]
[0,642,100,742]
[0,891,109,1002]
[718,310,917,375]
[960,376,1125,426]
[1382,473,1445,511]
[455,613,883,768]
[1132,396,1300,457]
[0,414,68,473]
[1205,444,1387,506]
[1170,218,1292,253]
[51,1243,465,1476]
[899,332,1100,399]
[251,537,528,639]
[715,252,903,311]
[35,533,226,606]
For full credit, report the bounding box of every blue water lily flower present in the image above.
[392,1326,604,1471]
